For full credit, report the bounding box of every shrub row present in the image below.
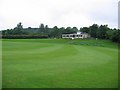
[1,35,48,39]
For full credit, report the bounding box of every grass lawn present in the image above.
[2,39,118,88]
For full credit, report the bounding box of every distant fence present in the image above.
[1,35,48,39]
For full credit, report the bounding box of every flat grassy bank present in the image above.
[2,39,118,88]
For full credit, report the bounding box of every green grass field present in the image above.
[2,39,118,88]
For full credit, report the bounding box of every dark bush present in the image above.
[2,35,48,39]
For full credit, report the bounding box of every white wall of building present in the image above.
[62,32,90,39]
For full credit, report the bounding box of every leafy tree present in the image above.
[13,22,24,35]
[97,25,108,39]
[106,29,113,39]
[50,26,59,38]
[39,23,44,29]
[65,27,75,34]
[80,27,89,33]
[59,27,65,34]
[111,30,120,43]
[44,25,50,34]
[39,23,45,33]
[89,24,99,38]
[72,27,78,32]
[16,22,23,30]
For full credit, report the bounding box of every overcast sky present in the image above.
[0,0,119,30]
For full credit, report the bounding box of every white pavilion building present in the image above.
[62,31,90,39]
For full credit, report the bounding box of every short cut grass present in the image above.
[2,39,118,88]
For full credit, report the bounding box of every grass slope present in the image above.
[2,39,118,88]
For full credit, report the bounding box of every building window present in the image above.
[73,35,75,37]
[67,35,69,37]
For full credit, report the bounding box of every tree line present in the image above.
[1,22,120,43]
[80,24,120,43]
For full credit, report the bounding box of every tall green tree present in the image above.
[44,25,50,34]
[80,27,89,33]
[106,29,113,39]
[13,22,23,35]
[97,25,108,39]
[111,30,120,43]
[16,22,23,30]
[89,24,99,38]
[50,26,59,38]
[72,27,78,32]
[59,27,65,34]
[39,23,45,33]
[65,27,75,34]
